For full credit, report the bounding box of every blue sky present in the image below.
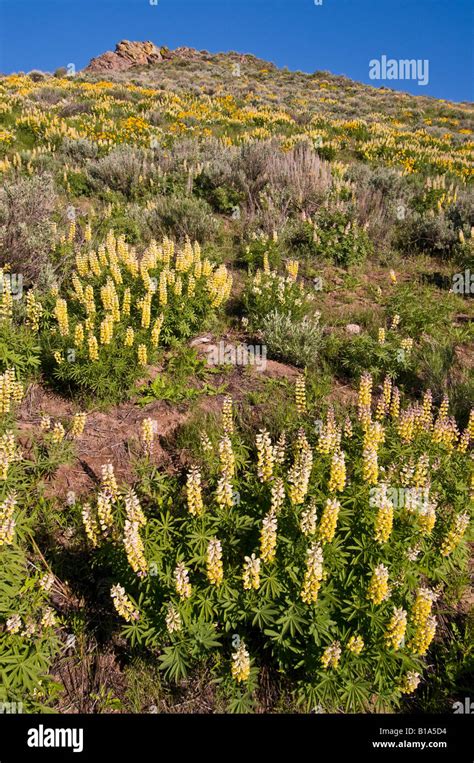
[0,0,472,102]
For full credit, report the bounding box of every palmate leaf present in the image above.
[158,642,192,683]
[188,621,222,651]
[258,569,284,599]
[341,679,371,712]
[275,602,308,638]
[251,602,279,629]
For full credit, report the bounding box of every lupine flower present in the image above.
[101,463,119,501]
[206,538,224,585]
[165,603,182,634]
[70,412,86,438]
[363,446,378,485]
[41,607,57,629]
[317,408,341,454]
[51,422,65,444]
[0,493,17,546]
[273,432,286,463]
[260,510,277,563]
[286,259,299,280]
[270,477,285,514]
[0,431,20,480]
[174,562,192,599]
[358,373,373,424]
[288,434,313,505]
[216,473,234,510]
[141,417,155,454]
[186,466,204,516]
[440,513,469,557]
[82,502,100,547]
[39,572,55,592]
[137,344,148,366]
[124,519,148,577]
[409,615,437,656]
[347,635,364,655]
[231,640,250,683]
[408,587,437,655]
[25,292,43,332]
[256,429,274,482]
[200,432,213,453]
[321,641,341,669]
[219,435,235,478]
[88,334,99,361]
[400,671,420,694]
[242,553,261,590]
[384,607,407,649]
[390,386,400,419]
[53,298,69,336]
[300,498,318,536]
[222,395,234,435]
[295,375,307,414]
[124,489,146,526]
[418,500,437,536]
[319,498,341,544]
[300,541,324,604]
[367,563,390,605]
[6,614,22,634]
[110,584,139,622]
[328,450,346,493]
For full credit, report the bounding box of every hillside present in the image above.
[0,40,473,717]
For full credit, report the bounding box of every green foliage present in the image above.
[36,231,231,401]
[0,408,72,710]
[323,329,414,383]
[78,392,472,712]
[260,309,322,368]
[243,266,317,329]
[0,320,41,379]
[137,346,226,405]
[313,210,373,267]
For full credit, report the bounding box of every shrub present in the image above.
[0,319,41,380]
[313,209,373,267]
[281,220,320,261]
[265,141,331,216]
[88,146,154,200]
[0,393,71,710]
[323,328,416,383]
[27,70,47,82]
[77,386,472,712]
[147,195,219,243]
[36,231,232,400]
[396,213,460,260]
[61,139,98,162]
[243,264,317,328]
[260,310,322,368]
[0,175,57,284]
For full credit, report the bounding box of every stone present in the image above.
[345,323,362,335]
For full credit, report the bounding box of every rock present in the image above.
[190,336,212,347]
[84,40,164,73]
[345,323,362,335]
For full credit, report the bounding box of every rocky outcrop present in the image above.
[84,40,166,73]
